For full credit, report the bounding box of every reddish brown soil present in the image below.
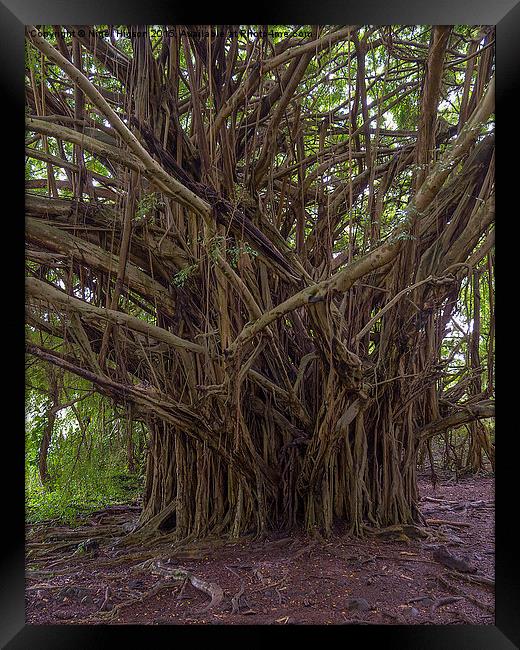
[25,473,494,625]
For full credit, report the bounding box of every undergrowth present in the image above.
[25,465,143,524]
[25,398,145,524]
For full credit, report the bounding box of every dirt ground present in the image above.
[25,473,494,625]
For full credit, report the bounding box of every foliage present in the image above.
[172,263,198,287]
[25,463,142,524]
[25,368,145,524]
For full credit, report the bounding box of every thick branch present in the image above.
[225,77,495,357]
[418,401,494,442]
[26,277,203,354]
[26,217,176,314]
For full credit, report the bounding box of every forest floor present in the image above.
[25,472,494,625]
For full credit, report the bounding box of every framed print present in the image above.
[1,1,515,646]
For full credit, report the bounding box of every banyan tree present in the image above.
[25,25,495,542]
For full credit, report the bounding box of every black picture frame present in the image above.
[3,2,516,647]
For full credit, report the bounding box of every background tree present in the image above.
[25,24,495,540]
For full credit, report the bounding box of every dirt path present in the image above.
[25,474,494,625]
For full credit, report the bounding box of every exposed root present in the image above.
[447,570,495,589]
[425,518,471,527]
[430,595,465,612]
[75,579,180,624]
[148,559,224,614]
[229,575,246,614]
[363,524,431,541]
[437,575,494,613]
[99,586,111,611]
[290,541,318,560]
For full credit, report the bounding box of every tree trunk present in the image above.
[38,371,59,486]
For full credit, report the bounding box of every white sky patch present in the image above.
[384,113,398,129]
[451,313,474,335]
